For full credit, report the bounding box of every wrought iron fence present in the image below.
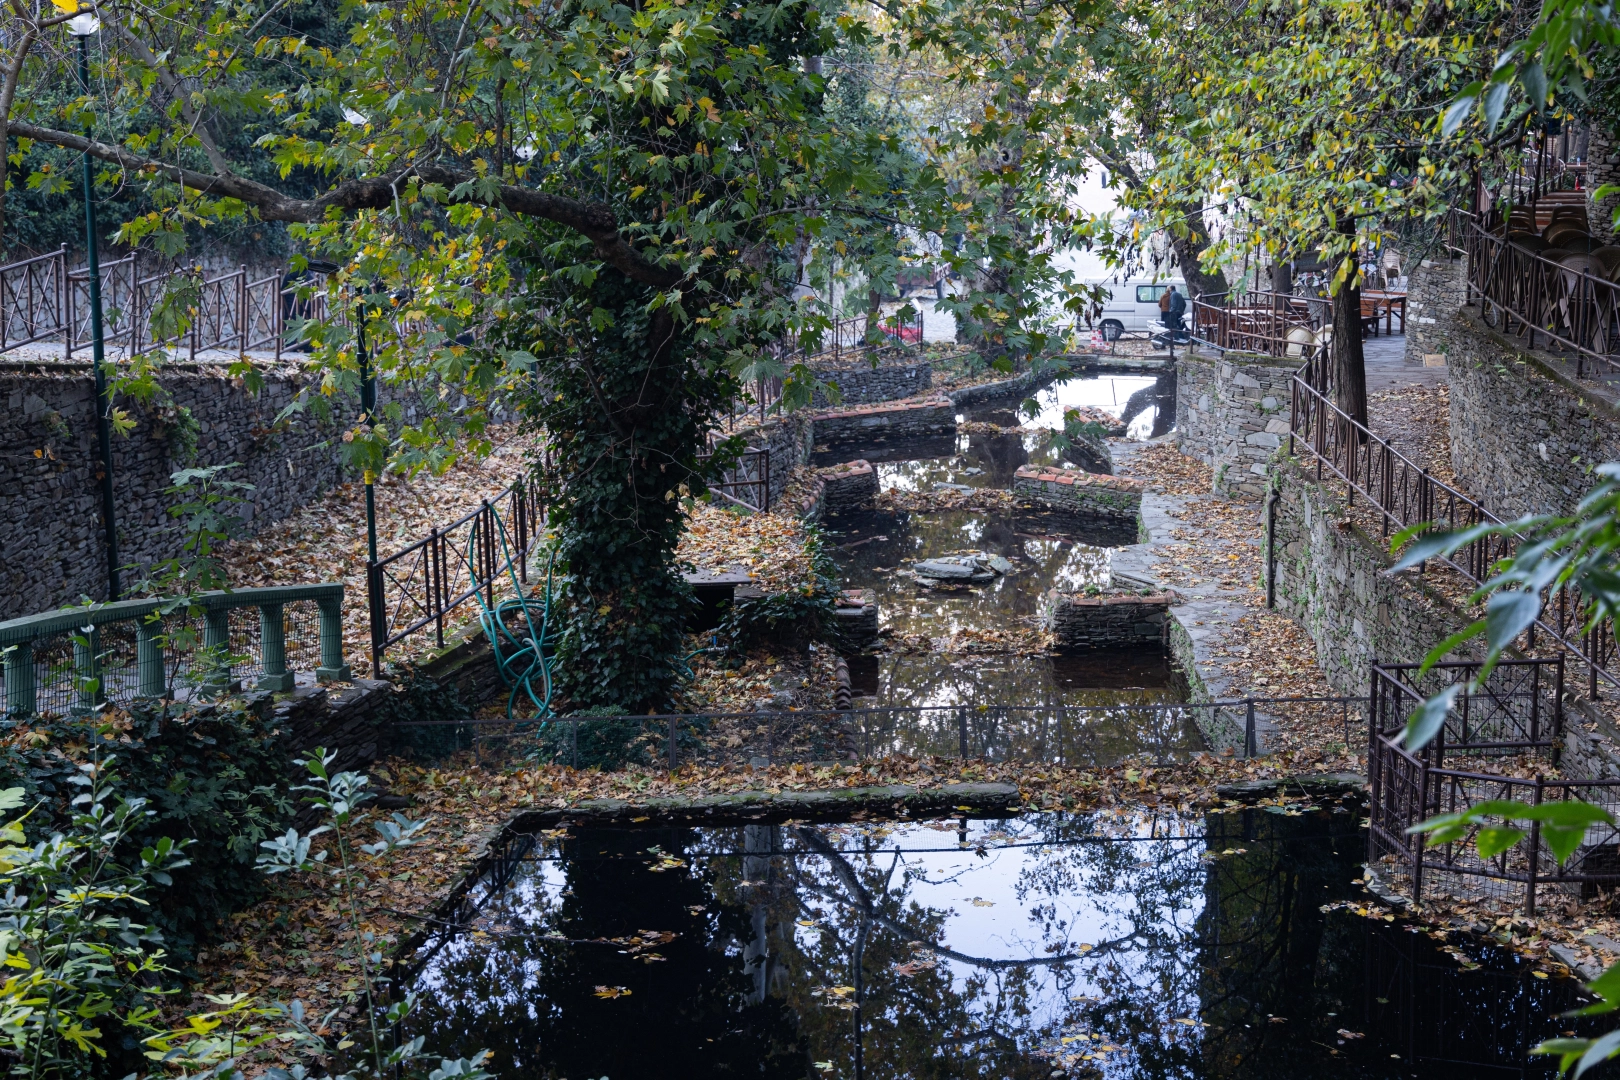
[0,583,348,719]
[1191,290,1333,357]
[392,696,1370,771]
[366,483,548,673]
[1366,657,1620,914]
[694,447,771,512]
[0,246,326,362]
[1289,358,1620,698]
[1456,207,1620,378]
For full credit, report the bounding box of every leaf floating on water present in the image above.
[970,897,995,907]
[593,986,632,999]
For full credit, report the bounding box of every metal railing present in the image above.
[1191,290,1333,357]
[694,447,771,512]
[367,483,547,673]
[1366,657,1620,914]
[1456,207,1620,378]
[0,583,349,718]
[392,695,1371,770]
[1288,355,1619,698]
[0,245,328,362]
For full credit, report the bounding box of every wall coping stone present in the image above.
[1013,465,1144,492]
[811,396,954,420]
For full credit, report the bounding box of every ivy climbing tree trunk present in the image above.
[521,269,740,714]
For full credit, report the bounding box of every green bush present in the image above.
[0,703,296,965]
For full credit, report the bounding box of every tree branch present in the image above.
[8,121,682,287]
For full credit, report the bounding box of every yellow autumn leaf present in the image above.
[50,0,78,13]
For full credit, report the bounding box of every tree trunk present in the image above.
[1331,216,1368,429]
[1167,199,1229,302]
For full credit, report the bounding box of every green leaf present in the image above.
[1485,589,1542,652]
[1474,825,1526,858]
[0,787,27,811]
[1400,684,1462,752]
[1441,95,1476,137]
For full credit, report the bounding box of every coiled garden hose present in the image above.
[467,503,556,722]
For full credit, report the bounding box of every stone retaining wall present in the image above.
[1040,589,1172,648]
[1012,466,1142,520]
[817,459,878,512]
[1435,307,1620,517]
[726,412,814,507]
[1268,456,1478,695]
[809,362,932,406]
[1175,349,1297,499]
[811,397,956,445]
[0,365,363,619]
[1403,255,1468,366]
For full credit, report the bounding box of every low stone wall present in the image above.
[809,362,932,406]
[1432,307,1620,518]
[1175,349,1297,499]
[811,397,956,445]
[1012,466,1142,521]
[833,588,878,652]
[1403,255,1468,366]
[1,364,362,618]
[1267,455,1478,694]
[1040,588,1172,648]
[817,459,878,512]
[267,677,392,775]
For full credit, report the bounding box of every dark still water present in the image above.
[404,807,1596,1079]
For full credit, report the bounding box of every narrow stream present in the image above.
[816,372,1189,752]
[406,805,1594,1079]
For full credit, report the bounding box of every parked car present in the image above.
[1089,279,1188,340]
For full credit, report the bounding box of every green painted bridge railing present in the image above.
[0,584,350,719]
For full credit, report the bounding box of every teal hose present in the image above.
[467,502,555,722]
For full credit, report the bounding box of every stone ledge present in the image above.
[1041,587,1172,648]
[1013,466,1143,519]
[813,395,955,420]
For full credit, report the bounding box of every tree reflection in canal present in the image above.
[406,805,1595,1079]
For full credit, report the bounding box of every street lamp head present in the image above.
[66,12,100,35]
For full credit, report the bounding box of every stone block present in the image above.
[1040,587,1173,649]
[816,459,878,512]
[810,396,956,445]
[1011,466,1143,521]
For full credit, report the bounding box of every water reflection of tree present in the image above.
[408,825,809,1078]
[739,813,1213,1078]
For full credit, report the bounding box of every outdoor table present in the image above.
[1361,290,1407,335]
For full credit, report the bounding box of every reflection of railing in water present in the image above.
[393,696,1369,770]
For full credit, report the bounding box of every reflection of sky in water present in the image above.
[404,807,1570,1079]
[1022,374,1164,440]
[826,508,1121,639]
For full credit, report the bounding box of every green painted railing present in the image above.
[0,583,349,718]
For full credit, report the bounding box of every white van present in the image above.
[1089,279,1188,339]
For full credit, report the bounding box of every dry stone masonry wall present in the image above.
[1,364,362,619]
[1403,256,1468,367]
[1268,457,1478,695]
[1012,466,1142,521]
[808,361,932,407]
[811,397,956,446]
[1438,308,1620,518]
[1041,588,1172,649]
[1174,349,1296,498]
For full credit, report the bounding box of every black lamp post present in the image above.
[70,11,119,602]
[357,295,377,565]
